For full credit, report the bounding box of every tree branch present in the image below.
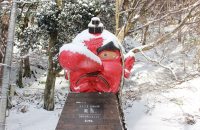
[129,2,200,33]
[129,1,200,54]
[140,50,178,80]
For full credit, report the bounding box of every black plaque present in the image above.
[56,93,123,130]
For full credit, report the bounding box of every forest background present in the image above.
[0,0,200,130]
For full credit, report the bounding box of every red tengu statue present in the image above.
[59,17,135,93]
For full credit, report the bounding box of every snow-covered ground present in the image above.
[125,77,200,130]
[6,68,69,130]
[5,40,200,130]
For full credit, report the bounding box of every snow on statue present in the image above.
[59,17,135,93]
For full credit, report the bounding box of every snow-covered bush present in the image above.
[35,0,114,70]
[15,0,115,55]
[36,1,101,42]
[58,0,101,42]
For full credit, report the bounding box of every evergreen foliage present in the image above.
[35,0,114,72]
[13,0,115,89]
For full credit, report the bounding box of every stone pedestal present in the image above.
[56,93,123,130]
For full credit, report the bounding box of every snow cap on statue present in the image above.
[72,17,121,51]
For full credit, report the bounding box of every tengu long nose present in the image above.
[59,43,103,72]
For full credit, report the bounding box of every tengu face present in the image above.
[59,30,134,93]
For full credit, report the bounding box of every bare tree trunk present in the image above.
[16,60,23,88]
[44,69,56,111]
[140,15,149,45]
[17,4,34,79]
[43,32,57,111]
[177,0,182,43]
[198,49,200,72]
[115,0,120,35]
[177,18,182,43]
[0,13,9,87]
[23,56,31,78]
[142,25,149,45]
[0,13,9,64]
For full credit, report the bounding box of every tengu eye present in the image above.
[98,51,119,60]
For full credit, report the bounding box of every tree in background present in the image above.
[115,0,200,80]
[36,0,105,110]
[15,2,38,88]
[116,0,200,50]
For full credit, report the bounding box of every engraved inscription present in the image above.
[76,102,103,124]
